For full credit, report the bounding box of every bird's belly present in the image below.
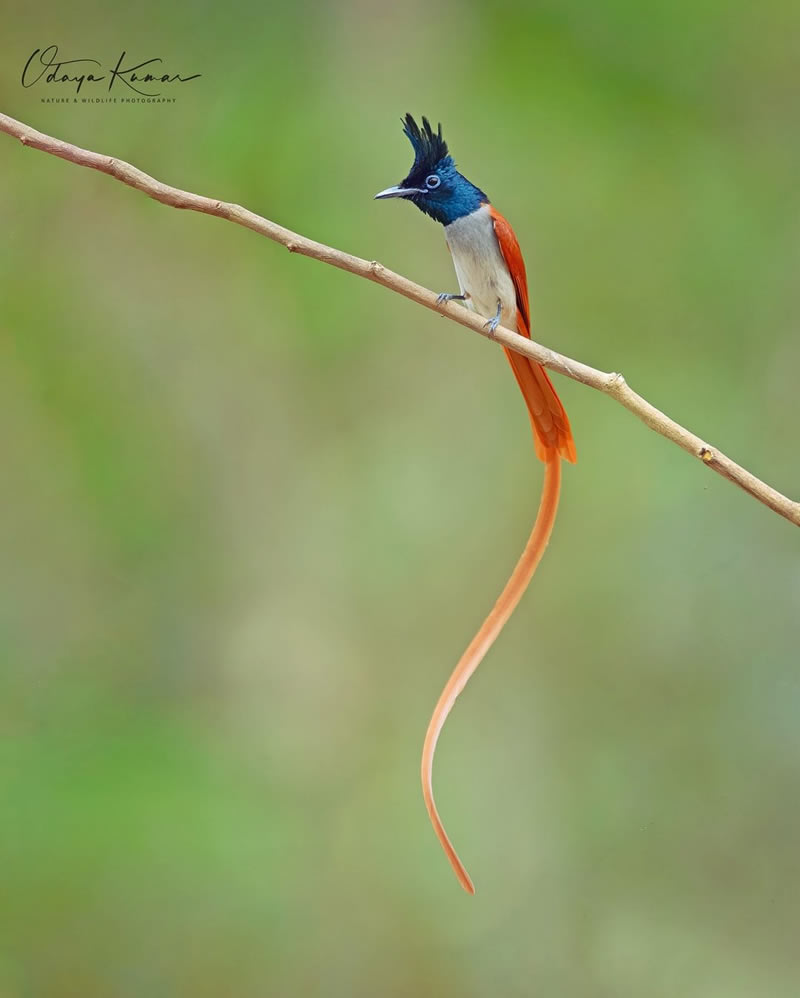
[444,207,518,325]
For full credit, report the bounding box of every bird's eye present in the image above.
[425,174,441,189]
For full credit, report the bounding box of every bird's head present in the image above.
[374,114,487,226]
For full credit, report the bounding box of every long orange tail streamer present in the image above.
[421,337,575,893]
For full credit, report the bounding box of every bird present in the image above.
[375,114,576,894]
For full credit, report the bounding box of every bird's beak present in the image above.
[373,184,425,200]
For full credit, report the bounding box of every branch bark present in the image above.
[1,110,797,526]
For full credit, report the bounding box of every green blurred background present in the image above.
[2,1,799,994]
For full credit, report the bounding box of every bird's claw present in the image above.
[484,301,502,337]
[436,292,466,306]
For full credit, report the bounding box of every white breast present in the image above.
[444,204,518,326]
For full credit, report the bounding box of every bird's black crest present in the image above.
[402,114,450,175]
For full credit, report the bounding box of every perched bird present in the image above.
[375,115,576,894]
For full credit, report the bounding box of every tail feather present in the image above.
[503,310,576,463]
[421,452,563,893]
[420,302,575,893]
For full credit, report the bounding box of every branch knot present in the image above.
[606,372,627,393]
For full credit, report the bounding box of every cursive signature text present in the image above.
[22,46,201,96]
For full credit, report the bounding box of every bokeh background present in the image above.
[2,1,800,995]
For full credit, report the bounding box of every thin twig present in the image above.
[1,110,797,526]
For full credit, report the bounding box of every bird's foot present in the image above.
[436,292,466,306]
[484,300,503,337]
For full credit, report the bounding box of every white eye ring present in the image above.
[425,174,441,189]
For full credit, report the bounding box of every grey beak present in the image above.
[374,184,425,200]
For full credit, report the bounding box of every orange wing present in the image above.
[489,205,576,464]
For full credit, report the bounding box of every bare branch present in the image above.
[1,110,797,526]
